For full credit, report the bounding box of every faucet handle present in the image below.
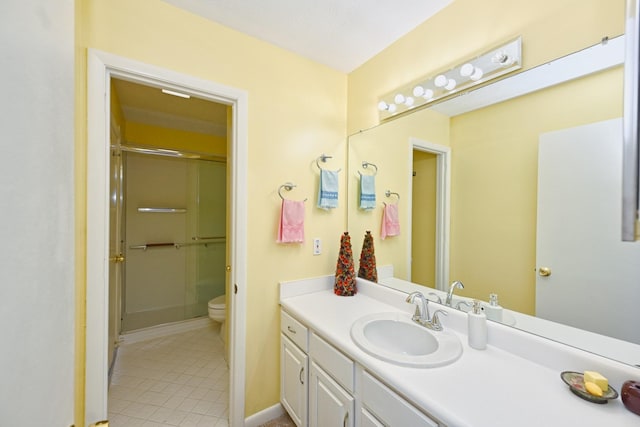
[427,292,442,304]
[456,300,473,311]
[430,310,448,331]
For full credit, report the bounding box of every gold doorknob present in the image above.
[110,254,125,263]
[225,265,231,272]
[538,267,551,277]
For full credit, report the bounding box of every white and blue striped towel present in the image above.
[317,169,339,209]
[359,173,376,210]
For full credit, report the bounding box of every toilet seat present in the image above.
[208,295,225,310]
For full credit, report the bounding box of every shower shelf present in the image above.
[137,207,187,213]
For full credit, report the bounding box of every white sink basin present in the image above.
[350,312,462,368]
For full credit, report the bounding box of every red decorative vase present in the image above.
[334,232,357,296]
[358,230,378,282]
[622,380,640,416]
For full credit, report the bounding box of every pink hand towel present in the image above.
[277,199,305,243]
[381,202,400,240]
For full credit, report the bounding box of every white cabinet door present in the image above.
[309,362,354,427]
[360,408,385,427]
[281,335,308,427]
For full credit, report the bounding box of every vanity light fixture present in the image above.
[377,36,522,120]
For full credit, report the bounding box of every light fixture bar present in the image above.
[161,88,191,99]
[377,36,522,120]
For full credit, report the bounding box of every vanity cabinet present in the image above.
[281,311,309,427]
[281,308,442,427]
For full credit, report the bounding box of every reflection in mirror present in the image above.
[347,36,640,366]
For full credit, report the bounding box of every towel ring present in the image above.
[278,182,307,201]
[385,190,400,200]
[316,154,342,172]
[361,161,378,175]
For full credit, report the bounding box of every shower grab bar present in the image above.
[129,243,178,251]
[129,239,226,251]
[137,207,187,213]
[192,236,226,241]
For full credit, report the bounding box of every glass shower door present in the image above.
[185,159,227,319]
[121,152,226,333]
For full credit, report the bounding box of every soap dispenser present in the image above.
[468,300,487,350]
[484,293,503,322]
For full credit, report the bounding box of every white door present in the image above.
[536,118,640,344]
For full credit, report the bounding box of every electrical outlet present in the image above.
[313,238,321,255]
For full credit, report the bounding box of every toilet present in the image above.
[208,295,226,340]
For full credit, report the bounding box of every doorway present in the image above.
[408,137,451,292]
[87,50,248,427]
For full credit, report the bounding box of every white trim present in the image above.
[244,403,286,427]
[408,138,451,292]
[86,49,247,427]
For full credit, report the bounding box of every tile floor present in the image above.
[108,323,229,427]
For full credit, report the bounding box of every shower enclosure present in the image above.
[120,150,226,332]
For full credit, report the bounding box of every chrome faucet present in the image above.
[405,291,448,331]
[445,281,464,307]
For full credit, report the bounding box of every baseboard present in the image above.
[244,403,285,427]
[119,317,212,345]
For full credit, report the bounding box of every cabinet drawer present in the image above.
[281,310,308,351]
[362,371,440,427]
[309,332,354,393]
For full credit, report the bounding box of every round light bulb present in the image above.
[413,86,425,97]
[405,96,415,107]
[460,63,474,77]
[377,101,389,111]
[445,78,457,91]
[394,94,405,104]
[434,74,448,88]
[423,89,434,100]
[388,104,397,113]
[470,67,484,81]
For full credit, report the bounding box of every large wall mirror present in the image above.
[347,31,640,367]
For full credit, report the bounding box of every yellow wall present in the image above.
[75,0,347,420]
[125,121,227,157]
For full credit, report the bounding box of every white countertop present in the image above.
[280,276,640,427]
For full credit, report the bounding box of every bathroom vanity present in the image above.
[279,276,640,427]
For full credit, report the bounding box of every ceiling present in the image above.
[162,0,453,73]
[114,1,454,138]
[113,78,228,137]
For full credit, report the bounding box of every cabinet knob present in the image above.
[299,367,305,385]
[287,326,296,334]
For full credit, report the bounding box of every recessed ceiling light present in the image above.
[161,88,191,99]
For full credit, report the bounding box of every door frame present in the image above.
[408,137,451,291]
[86,49,248,426]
